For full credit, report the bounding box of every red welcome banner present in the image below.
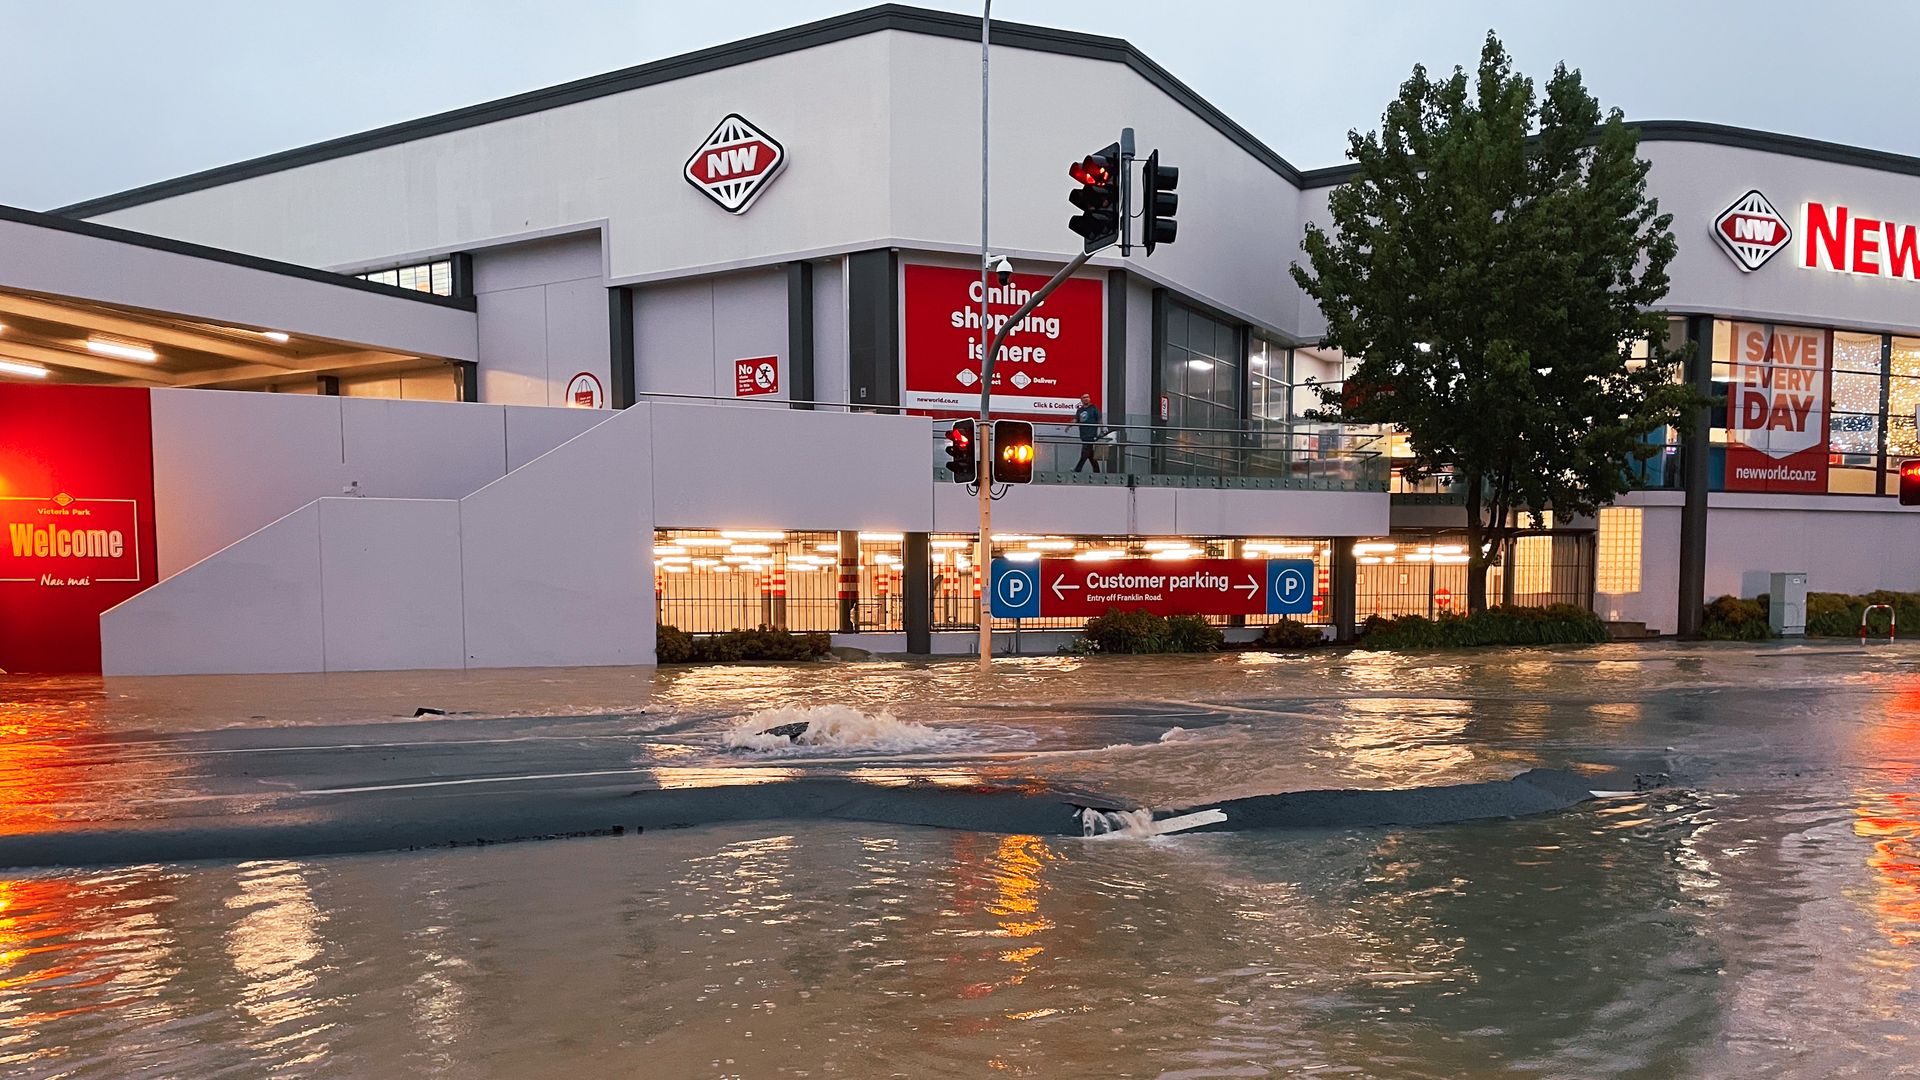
[0,385,158,673]
[1724,323,1831,494]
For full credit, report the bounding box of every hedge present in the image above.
[1072,610,1225,654]
[1257,618,1326,650]
[655,624,832,663]
[1699,590,1917,640]
[1359,603,1609,649]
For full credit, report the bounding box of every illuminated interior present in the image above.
[0,286,461,397]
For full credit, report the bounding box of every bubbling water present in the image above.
[721,704,960,754]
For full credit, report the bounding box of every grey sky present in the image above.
[4,1,1916,211]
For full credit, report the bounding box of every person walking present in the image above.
[1073,394,1104,473]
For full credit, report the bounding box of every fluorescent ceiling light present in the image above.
[930,539,973,548]
[1143,540,1196,550]
[1187,359,1213,370]
[0,357,50,379]
[86,338,158,363]
[1004,551,1041,562]
[1024,540,1074,550]
[728,544,771,554]
[676,537,732,547]
[260,331,291,344]
[858,532,904,542]
[720,530,784,540]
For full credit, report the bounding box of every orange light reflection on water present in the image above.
[1855,684,1920,947]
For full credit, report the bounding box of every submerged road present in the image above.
[0,702,1665,869]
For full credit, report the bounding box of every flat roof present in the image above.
[0,203,475,311]
[51,4,1920,218]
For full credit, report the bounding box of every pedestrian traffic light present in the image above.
[1142,149,1179,255]
[1901,458,1920,505]
[1067,142,1122,253]
[945,419,977,484]
[993,420,1035,484]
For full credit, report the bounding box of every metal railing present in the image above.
[932,421,1387,490]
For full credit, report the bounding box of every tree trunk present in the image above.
[1464,474,1489,614]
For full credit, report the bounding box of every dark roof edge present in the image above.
[1296,120,1920,189]
[0,203,477,311]
[51,4,1307,218]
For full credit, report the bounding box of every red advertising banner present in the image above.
[0,385,158,673]
[1724,323,1830,493]
[901,263,1103,421]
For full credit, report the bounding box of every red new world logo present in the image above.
[683,114,787,215]
[1713,190,1791,271]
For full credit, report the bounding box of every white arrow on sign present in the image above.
[1240,576,1260,599]
[1051,576,1081,601]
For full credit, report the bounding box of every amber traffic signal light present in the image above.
[992,420,1035,484]
[945,419,977,484]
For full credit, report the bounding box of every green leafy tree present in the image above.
[1292,32,1703,612]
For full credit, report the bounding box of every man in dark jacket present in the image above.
[1073,394,1104,473]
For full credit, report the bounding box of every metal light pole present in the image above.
[976,1,994,671]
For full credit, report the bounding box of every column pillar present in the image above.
[1330,538,1358,642]
[904,532,932,654]
[1676,315,1715,636]
[837,530,860,634]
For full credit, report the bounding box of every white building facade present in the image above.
[7,5,1920,672]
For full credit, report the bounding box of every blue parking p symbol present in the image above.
[991,559,1042,618]
[1265,559,1314,615]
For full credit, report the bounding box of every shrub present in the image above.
[1801,590,1918,638]
[656,624,695,663]
[1166,614,1226,653]
[1257,619,1325,650]
[1699,595,1771,640]
[1076,610,1221,654]
[1359,603,1608,650]
[656,624,831,664]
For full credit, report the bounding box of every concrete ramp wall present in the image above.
[103,406,656,675]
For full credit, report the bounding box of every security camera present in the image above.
[993,256,1013,286]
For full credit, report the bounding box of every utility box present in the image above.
[1769,572,1809,636]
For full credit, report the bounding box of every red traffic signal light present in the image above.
[1067,142,1123,253]
[1901,458,1920,505]
[992,420,1035,485]
[945,419,977,484]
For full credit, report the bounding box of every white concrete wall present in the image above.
[648,402,932,530]
[461,407,655,668]
[106,407,657,675]
[84,28,1310,341]
[149,389,608,578]
[1705,494,1920,599]
[471,232,611,407]
[931,483,1386,538]
[633,267,789,402]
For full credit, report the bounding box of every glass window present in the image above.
[357,258,455,297]
[1596,508,1642,594]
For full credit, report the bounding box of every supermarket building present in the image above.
[3,4,1920,674]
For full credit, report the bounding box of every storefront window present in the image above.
[1888,339,1920,488]
[1831,331,1883,494]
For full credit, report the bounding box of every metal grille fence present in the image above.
[654,529,1335,634]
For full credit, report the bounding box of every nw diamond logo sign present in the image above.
[1713,190,1791,272]
[684,114,786,214]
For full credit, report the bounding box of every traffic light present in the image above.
[992,420,1035,484]
[1067,142,1123,253]
[945,419,977,484]
[1901,459,1920,505]
[1142,150,1179,255]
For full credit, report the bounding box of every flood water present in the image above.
[1,642,1917,1077]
